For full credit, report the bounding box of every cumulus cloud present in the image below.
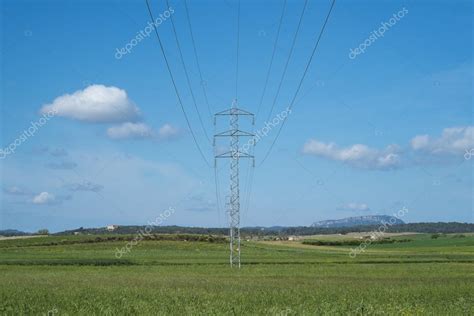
[3,186,30,196]
[38,85,181,142]
[302,140,401,170]
[106,122,154,140]
[106,122,180,141]
[411,126,474,155]
[158,124,181,140]
[337,202,370,212]
[40,85,140,123]
[32,192,56,205]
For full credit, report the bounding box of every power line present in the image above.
[235,0,241,99]
[166,0,211,143]
[260,0,336,166]
[242,136,254,223]
[214,162,223,227]
[242,1,288,227]
[264,0,308,123]
[145,0,211,167]
[242,147,255,223]
[255,0,287,119]
[242,112,257,225]
[183,0,214,119]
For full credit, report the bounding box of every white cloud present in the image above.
[337,202,370,212]
[158,124,180,140]
[65,181,103,193]
[107,122,180,141]
[302,139,401,170]
[411,135,430,150]
[106,122,154,140]
[184,193,215,212]
[49,148,68,157]
[411,126,474,155]
[34,147,69,157]
[3,186,30,196]
[32,192,56,205]
[40,85,140,123]
[45,161,77,170]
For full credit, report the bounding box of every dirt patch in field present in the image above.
[0,235,43,241]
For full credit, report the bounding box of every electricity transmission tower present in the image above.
[214,100,254,268]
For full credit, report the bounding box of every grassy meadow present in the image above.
[0,233,473,315]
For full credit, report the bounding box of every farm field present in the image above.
[0,233,473,315]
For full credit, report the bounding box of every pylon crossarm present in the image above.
[215,108,254,116]
[215,151,254,159]
[214,130,255,137]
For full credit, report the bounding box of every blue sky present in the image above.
[1,0,472,232]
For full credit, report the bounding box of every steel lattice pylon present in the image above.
[214,100,254,268]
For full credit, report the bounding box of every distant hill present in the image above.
[53,222,474,236]
[312,215,405,228]
[0,229,30,237]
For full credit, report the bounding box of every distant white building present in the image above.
[106,225,119,231]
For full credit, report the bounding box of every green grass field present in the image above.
[0,233,473,315]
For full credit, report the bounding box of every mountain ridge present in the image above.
[312,215,405,228]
